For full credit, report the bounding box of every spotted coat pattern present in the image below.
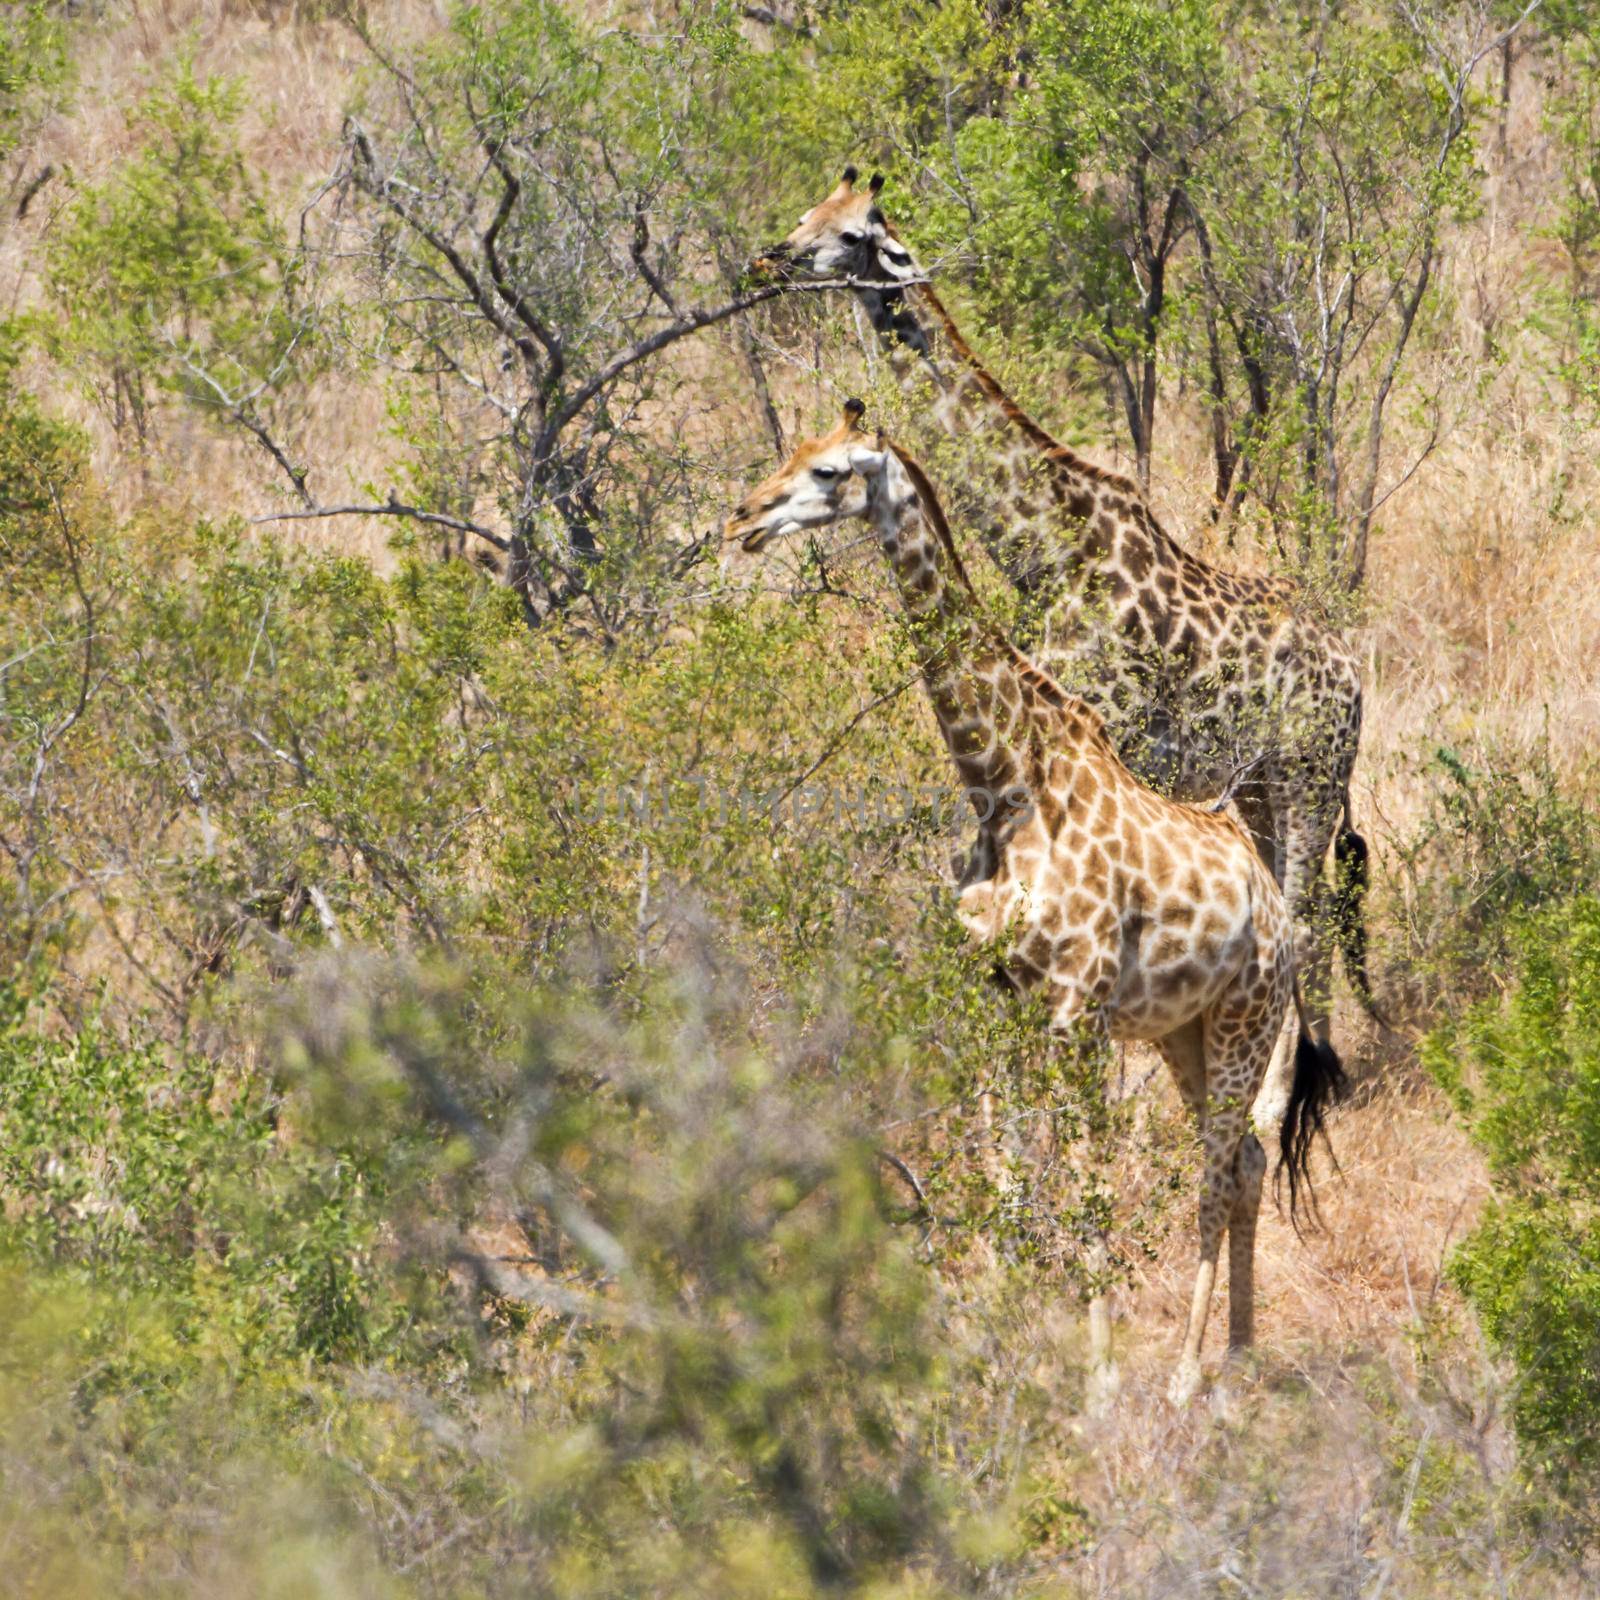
[726,402,1301,1404]
[753,172,1366,1109]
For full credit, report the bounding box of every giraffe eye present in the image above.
[812,466,839,481]
[840,230,864,245]
[883,245,911,266]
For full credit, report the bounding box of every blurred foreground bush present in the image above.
[0,949,1063,1596]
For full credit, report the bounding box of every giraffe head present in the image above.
[748,167,920,286]
[723,399,899,558]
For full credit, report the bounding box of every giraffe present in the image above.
[748,169,1375,1124]
[725,400,1347,1405]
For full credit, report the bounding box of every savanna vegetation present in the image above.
[2,0,1600,1593]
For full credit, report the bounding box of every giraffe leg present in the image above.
[1047,985,1121,1411]
[1163,1018,1268,1358]
[1252,1014,1297,1142]
[1263,798,1343,1158]
[976,1087,1004,1191]
[1168,1025,1254,1407]
[1295,873,1335,1045]
[1155,1017,1214,1404]
[1226,1132,1267,1351]
[1168,1190,1229,1405]
[1247,779,1349,1142]
[1232,791,1298,1139]
[1084,1232,1118,1415]
[1275,780,1345,1036]
[1156,1018,1206,1118]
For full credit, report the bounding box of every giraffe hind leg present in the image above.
[1226,1132,1267,1351]
[1246,781,1341,1141]
[1231,791,1298,1137]
[1275,776,1346,1034]
[1084,1232,1119,1415]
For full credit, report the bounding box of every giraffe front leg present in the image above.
[1084,1232,1118,1415]
[1047,983,1119,1411]
[1168,1097,1250,1407]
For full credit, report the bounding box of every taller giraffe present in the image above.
[749,169,1373,1102]
[724,400,1346,1405]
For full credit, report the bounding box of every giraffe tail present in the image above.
[1332,790,1390,1026]
[1275,981,1350,1234]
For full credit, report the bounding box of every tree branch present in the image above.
[252,497,510,553]
[175,346,314,508]
[532,276,926,464]
[472,111,567,386]
[345,120,530,362]
[630,205,678,317]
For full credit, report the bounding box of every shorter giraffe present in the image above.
[726,401,1346,1404]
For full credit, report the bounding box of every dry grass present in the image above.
[1034,59,1599,1548]
[6,0,443,562]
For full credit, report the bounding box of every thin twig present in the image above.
[772,674,919,810]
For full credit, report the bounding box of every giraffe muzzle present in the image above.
[745,243,795,282]
[737,516,803,553]
[752,242,833,285]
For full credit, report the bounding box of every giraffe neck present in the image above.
[868,447,1095,804]
[857,279,1150,594]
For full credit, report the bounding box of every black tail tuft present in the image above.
[1276,1030,1349,1232]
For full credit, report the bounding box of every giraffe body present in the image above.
[752,172,1372,1098]
[726,402,1343,1404]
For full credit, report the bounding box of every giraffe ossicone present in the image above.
[726,400,1348,1406]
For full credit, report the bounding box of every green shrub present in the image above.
[0,947,1069,1597]
[0,983,436,1368]
[1391,744,1600,1008]
[43,60,296,444]
[1428,894,1600,1491]
[0,4,68,163]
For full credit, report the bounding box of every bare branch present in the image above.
[37,484,97,771]
[1368,407,1442,517]
[740,4,812,35]
[771,673,919,810]
[252,497,511,553]
[532,276,927,465]
[472,112,567,387]
[175,344,315,508]
[877,1150,933,1221]
[15,163,53,220]
[630,205,678,317]
[344,119,530,361]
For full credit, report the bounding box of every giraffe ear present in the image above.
[847,444,887,477]
[868,172,885,195]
